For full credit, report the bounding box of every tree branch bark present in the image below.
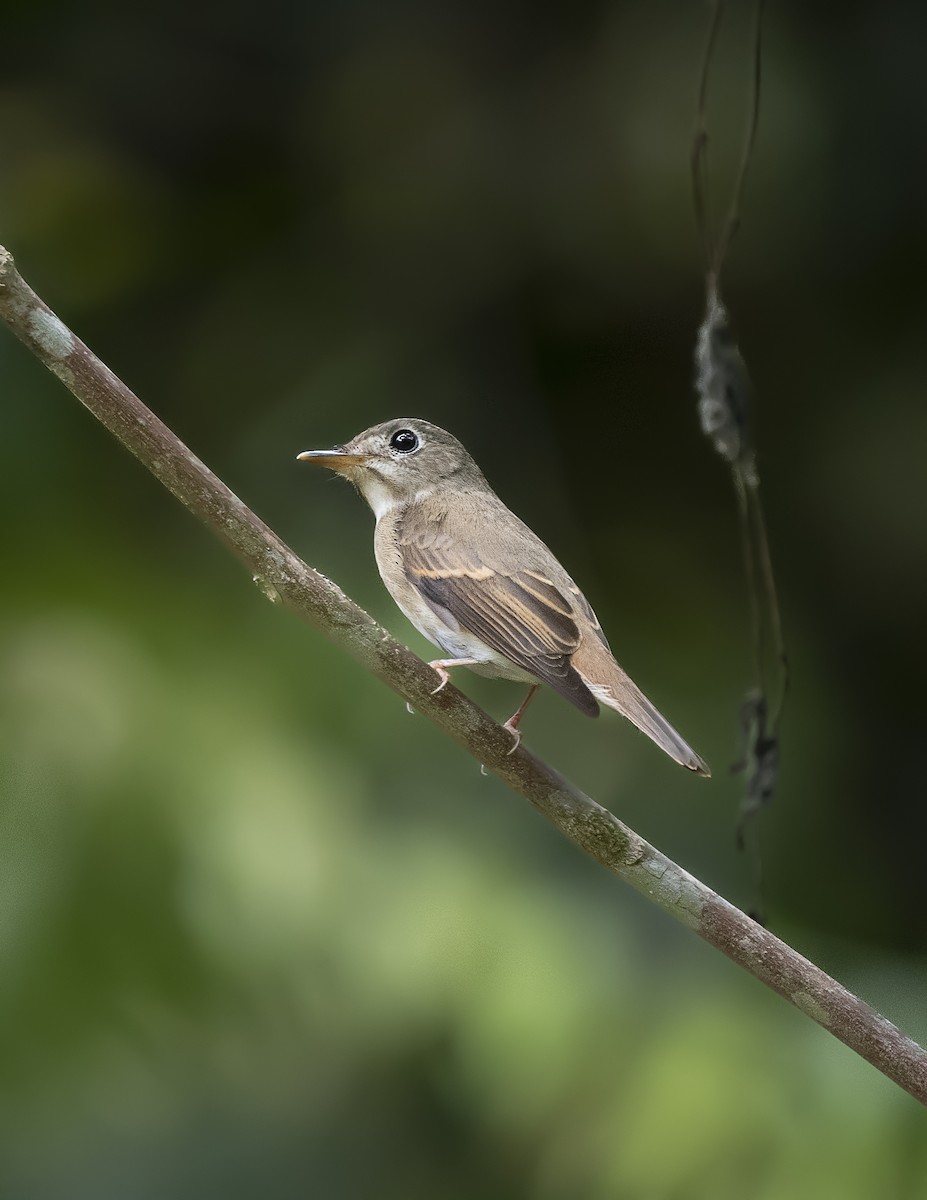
[2,244,925,1107]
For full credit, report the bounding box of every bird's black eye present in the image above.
[389,429,420,454]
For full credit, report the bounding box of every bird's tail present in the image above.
[574,644,710,777]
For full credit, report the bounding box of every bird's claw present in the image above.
[429,665,451,695]
[502,721,522,755]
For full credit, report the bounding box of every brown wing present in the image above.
[567,582,611,653]
[399,514,599,717]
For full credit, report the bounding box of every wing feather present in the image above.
[399,510,599,717]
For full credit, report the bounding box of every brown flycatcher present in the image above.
[298,419,709,775]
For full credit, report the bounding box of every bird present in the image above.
[298,419,709,776]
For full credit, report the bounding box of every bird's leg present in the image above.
[427,657,481,695]
[502,685,539,754]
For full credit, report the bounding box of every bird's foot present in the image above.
[500,685,538,754]
[501,718,522,755]
[429,666,451,695]
[426,657,480,696]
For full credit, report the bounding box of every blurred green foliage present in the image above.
[2,0,927,1195]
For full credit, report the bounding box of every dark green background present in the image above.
[2,1,926,1196]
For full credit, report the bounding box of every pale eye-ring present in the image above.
[389,429,420,454]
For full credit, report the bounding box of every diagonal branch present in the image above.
[2,244,925,1107]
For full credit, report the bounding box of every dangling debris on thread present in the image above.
[695,281,756,484]
[691,0,787,922]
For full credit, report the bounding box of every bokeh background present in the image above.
[3,0,927,1195]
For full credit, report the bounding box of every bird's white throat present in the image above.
[356,471,400,520]
[360,473,438,522]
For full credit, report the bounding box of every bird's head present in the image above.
[298,418,484,516]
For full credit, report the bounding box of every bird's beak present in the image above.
[296,447,370,473]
